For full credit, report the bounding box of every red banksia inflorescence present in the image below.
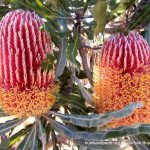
[0,9,57,118]
[94,32,150,127]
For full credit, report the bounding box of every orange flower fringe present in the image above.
[0,85,58,118]
[94,65,150,128]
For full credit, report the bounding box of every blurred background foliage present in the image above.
[0,0,150,150]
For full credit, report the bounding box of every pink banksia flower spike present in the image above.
[94,32,150,127]
[0,9,58,118]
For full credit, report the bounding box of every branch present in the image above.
[80,45,101,50]
[78,46,93,85]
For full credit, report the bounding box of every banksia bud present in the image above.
[94,32,150,127]
[0,9,57,118]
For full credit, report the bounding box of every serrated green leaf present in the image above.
[49,102,142,128]
[0,118,25,135]
[43,117,150,141]
[92,0,108,34]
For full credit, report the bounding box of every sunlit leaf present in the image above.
[92,0,108,34]
[35,0,44,8]
[108,0,136,21]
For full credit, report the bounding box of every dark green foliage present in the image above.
[0,6,12,19]
[128,0,150,29]
[108,0,136,21]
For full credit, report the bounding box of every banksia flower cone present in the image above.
[0,10,57,118]
[94,32,150,127]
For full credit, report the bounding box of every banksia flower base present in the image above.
[0,10,57,118]
[94,32,150,128]
[0,85,58,118]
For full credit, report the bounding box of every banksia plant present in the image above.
[1,1,150,149]
[94,32,150,127]
[0,9,57,118]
